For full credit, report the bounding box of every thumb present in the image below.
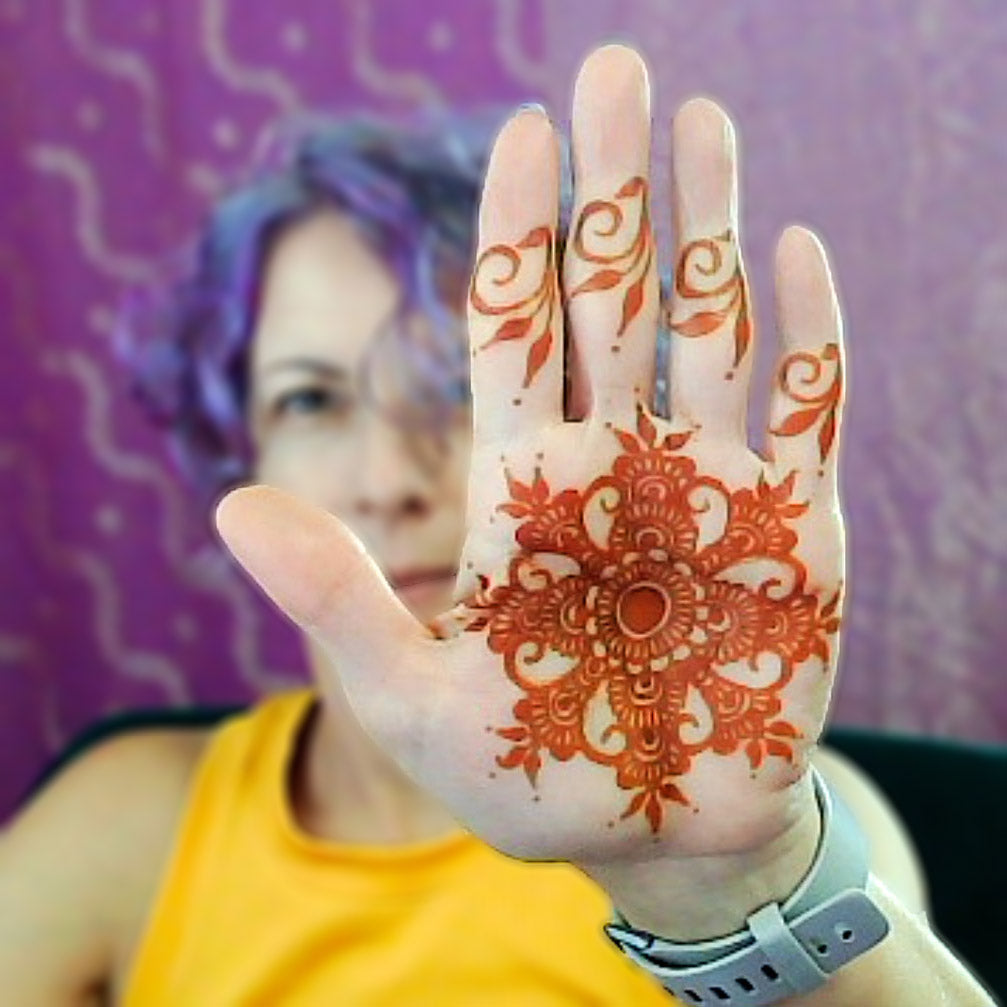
[214,485,431,719]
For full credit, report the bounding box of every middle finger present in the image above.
[563,45,659,423]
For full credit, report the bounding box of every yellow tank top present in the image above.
[123,689,678,1005]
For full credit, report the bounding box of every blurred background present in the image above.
[1,0,1006,822]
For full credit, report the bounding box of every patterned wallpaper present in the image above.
[2,0,1006,821]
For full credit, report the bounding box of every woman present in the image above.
[0,44,990,1006]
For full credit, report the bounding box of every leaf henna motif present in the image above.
[668,231,753,370]
[470,226,558,388]
[770,342,843,464]
[569,176,654,336]
[460,406,837,834]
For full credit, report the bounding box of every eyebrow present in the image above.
[260,358,351,381]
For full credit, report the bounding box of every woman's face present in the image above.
[248,209,471,623]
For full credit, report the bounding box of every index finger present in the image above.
[467,109,563,447]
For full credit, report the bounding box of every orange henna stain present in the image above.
[462,405,831,834]
[569,177,653,336]
[619,584,670,636]
[669,231,752,368]
[470,226,558,387]
[770,342,843,464]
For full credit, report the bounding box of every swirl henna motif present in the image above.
[668,230,753,374]
[770,343,843,465]
[470,226,558,388]
[569,176,654,337]
[462,408,838,834]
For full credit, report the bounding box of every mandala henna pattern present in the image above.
[770,342,843,464]
[569,176,654,336]
[470,226,558,387]
[668,230,753,373]
[463,407,837,834]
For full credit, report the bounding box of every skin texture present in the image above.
[469,224,558,390]
[460,165,838,837]
[669,231,752,373]
[215,44,996,1004]
[219,49,847,868]
[569,176,653,337]
[249,208,470,619]
[455,418,832,835]
[2,41,990,1007]
[249,207,468,846]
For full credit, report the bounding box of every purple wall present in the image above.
[2,0,1006,821]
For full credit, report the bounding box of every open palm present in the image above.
[217,46,847,868]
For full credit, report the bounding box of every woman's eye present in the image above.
[273,387,350,418]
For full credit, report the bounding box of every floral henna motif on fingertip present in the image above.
[668,230,753,375]
[770,342,843,464]
[470,226,558,388]
[568,176,654,336]
[462,405,837,834]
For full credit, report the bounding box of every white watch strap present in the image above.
[604,768,891,1005]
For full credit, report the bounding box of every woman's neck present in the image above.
[287,641,462,846]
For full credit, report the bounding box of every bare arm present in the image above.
[586,754,994,1006]
[0,730,205,1005]
[796,753,992,1004]
[800,876,994,1007]
[212,42,995,1007]
[0,743,120,1004]
[811,746,928,915]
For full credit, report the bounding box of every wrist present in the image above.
[578,772,821,942]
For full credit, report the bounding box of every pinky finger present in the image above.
[765,226,846,501]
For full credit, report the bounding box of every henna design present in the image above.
[668,230,753,372]
[770,342,843,464]
[569,176,653,336]
[462,407,837,834]
[470,226,558,388]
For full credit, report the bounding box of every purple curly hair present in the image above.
[120,110,674,515]
[119,111,497,508]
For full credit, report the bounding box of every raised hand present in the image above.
[217,45,846,870]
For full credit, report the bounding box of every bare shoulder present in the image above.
[0,726,214,1005]
[813,744,929,915]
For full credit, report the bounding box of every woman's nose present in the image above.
[350,416,433,524]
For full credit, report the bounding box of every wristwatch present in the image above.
[603,767,890,1006]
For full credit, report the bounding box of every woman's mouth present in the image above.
[388,566,457,591]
